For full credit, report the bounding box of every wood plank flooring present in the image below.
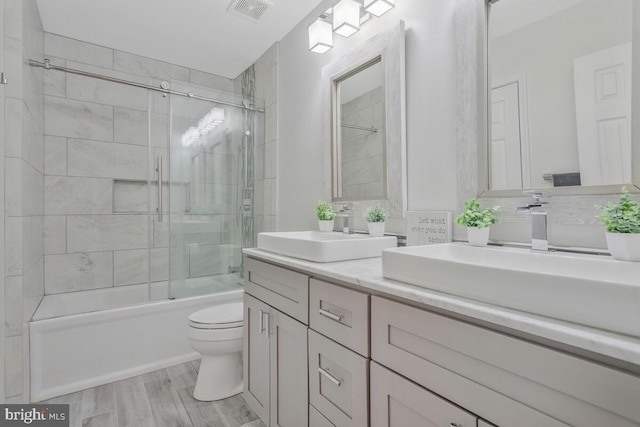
[40,360,266,427]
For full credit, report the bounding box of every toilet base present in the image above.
[193,352,243,401]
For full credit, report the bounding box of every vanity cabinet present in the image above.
[243,259,310,427]
[243,255,640,427]
[371,296,640,427]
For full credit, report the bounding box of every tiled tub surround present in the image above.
[242,248,640,370]
[41,32,245,297]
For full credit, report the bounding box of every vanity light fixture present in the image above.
[308,0,397,54]
[308,18,333,53]
[363,0,395,17]
[333,0,360,37]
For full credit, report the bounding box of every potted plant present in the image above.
[316,201,336,232]
[364,206,388,237]
[597,187,640,261]
[455,198,499,246]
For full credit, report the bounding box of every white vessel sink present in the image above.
[257,231,397,263]
[382,243,640,337]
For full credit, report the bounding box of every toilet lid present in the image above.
[189,302,243,329]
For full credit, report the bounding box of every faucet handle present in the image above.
[342,203,354,211]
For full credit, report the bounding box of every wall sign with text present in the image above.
[406,211,452,246]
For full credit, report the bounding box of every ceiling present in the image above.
[36,0,325,79]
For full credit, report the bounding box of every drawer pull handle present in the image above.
[450,423,462,427]
[318,367,342,387]
[319,308,343,323]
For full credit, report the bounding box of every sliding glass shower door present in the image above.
[167,82,264,299]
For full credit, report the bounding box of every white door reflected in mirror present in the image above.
[488,0,632,190]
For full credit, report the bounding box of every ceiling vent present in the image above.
[228,0,273,22]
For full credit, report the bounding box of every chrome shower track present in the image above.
[29,58,265,113]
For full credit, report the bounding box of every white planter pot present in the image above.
[605,232,640,262]
[318,219,334,232]
[368,222,385,237]
[467,226,490,247]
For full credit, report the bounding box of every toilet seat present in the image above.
[189,302,243,329]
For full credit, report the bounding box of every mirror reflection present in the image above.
[489,0,632,190]
[334,57,385,200]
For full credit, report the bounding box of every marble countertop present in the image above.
[243,248,640,368]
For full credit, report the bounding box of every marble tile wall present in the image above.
[246,43,278,237]
[341,87,384,198]
[41,32,241,302]
[3,0,45,403]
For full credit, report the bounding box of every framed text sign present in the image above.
[406,211,452,246]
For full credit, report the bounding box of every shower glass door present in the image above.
[167,82,264,299]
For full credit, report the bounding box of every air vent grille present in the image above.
[228,0,273,21]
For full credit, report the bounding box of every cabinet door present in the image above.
[370,362,477,427]
[243,293,271,424]
[270,308,309,427]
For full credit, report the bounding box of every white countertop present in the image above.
[243,248,640,368]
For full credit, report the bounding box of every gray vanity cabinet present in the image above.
[243,259,310,427]
[370,361,477,427]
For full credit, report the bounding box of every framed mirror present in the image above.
[323,21,407,216]
[484,0,639,196]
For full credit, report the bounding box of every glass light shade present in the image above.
[308,18,333,53]
[333,0,360,38]
[364,0,395,17]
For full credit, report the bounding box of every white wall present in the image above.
[277,0,458,233]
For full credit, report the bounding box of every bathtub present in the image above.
[30,284,243,402]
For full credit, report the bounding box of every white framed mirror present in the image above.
[323,21,407,217]
[482,0,640,196]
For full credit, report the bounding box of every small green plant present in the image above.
[316,201,336,221]
[597,187,640,233]
[455,199,499,228]
[364,206,388,223]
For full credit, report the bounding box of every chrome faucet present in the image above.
[339,203,355,234]
[517,192,549,251]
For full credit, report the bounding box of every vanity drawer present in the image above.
[309,405,335,427]
[370,361,477,427]
[309,279,369,357]
[244,258,310,324]
[309,330,368,427]
[371,296,639,427]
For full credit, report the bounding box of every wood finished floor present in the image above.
[40,360,266,427]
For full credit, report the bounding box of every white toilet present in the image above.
[188,302,244,401]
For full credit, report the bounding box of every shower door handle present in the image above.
[156,155,163,222]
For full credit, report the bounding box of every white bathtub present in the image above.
[30,286,243,402]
